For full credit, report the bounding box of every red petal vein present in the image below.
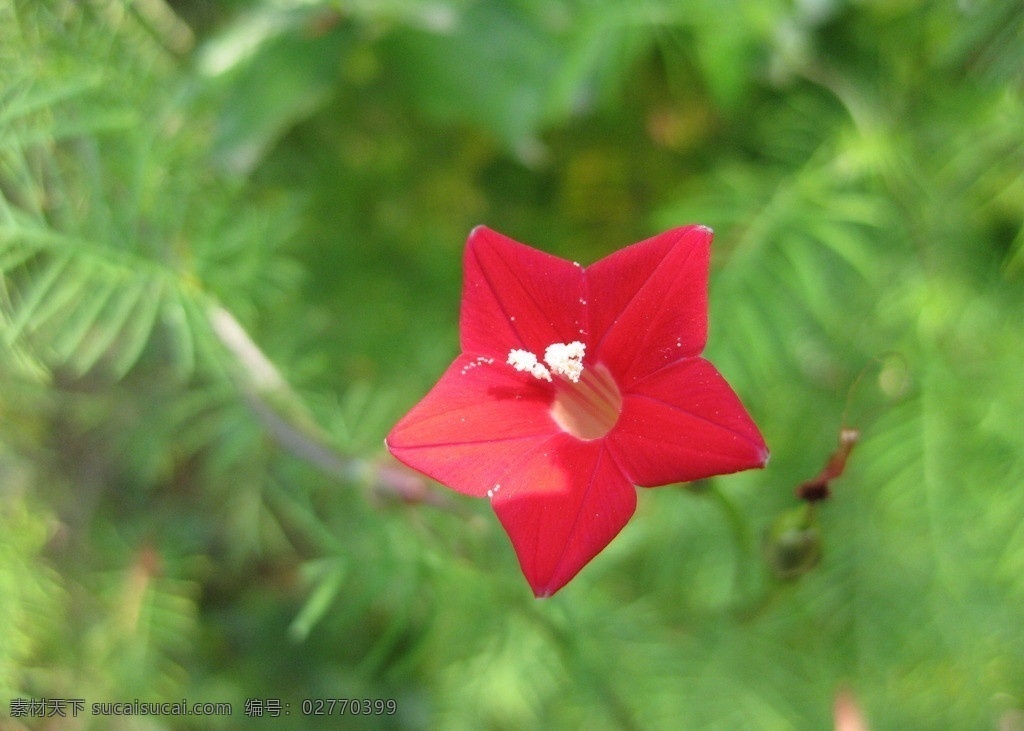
[587,226,710,386]
[607,358,768,486]
[460,226,586,359]
[492,438,636,597]
[387,355,560,497]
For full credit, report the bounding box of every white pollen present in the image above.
[543,341,586,383]
[460,355,495,375]
[507,349,551,381]
[464,354,495,372]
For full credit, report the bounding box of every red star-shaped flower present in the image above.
[386,226,768,596]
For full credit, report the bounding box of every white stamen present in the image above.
[544,341,586,383]
[507,349,551,381]
[507,349,536,369]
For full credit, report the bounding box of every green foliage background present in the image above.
[2,0,1023,729]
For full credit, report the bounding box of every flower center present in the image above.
[506,342,621,440]
[550,363,622,440]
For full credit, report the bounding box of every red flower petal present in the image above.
[491,438,636,597]
[586,226,710,387]
[386,354,559,497]
[607,357,768,486]
[460,226,587,360]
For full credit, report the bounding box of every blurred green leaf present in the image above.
[198,6,352,174]
[382,3,565,152]
[289,558,347,641]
